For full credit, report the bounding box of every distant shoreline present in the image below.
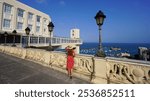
[80,42,150,57]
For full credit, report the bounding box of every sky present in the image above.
[19,0,150,43]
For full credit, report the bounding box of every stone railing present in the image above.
[106,57,150,84]
[0,45,150,84]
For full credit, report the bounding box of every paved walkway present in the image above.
[0,52,90,84]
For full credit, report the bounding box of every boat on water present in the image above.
[110,47,121,51]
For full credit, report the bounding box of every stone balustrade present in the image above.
[106,57,150,84]
[0,45,150,84]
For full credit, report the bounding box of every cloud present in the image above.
[59,0,66,6]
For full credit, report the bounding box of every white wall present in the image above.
[70,29,80,39]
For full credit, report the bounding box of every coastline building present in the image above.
[0,0,82,53]
[138,47,150,61]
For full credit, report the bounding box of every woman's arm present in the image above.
[72,50,75,57]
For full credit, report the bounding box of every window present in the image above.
[4,4,12,13]
[36,26,40,32]
[28,24,32,30]
[28,13,33,20]
[37,16,40,22]
[3,19,11,28]
[17,9,24,17]
[17,22,23,30]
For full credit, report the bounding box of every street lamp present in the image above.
[95,10,106,57]
[47,21,54,51]
[4,32,8,46]
[12,30,17,47]
[25,27,30,48]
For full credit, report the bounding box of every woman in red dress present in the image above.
[65,46,76,79]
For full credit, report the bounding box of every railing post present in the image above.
[45,37,46,46]
[38,36,39,47]
[28,35,30,47]
[50,37,52,45]
[60,38,63,43]
[20,35,22,47]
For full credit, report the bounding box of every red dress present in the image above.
[66,49,75,70]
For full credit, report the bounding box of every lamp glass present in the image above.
[95,10,106,26]
[12,30,17,34]
[25,27,30,35]
[96,17,104,25]
[48,22,54,32]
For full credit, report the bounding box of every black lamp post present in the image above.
[25,27,30,47]
[47,21,54,51]
[4,32,8,46]
[95,10,106,57]
[12,30,17,47]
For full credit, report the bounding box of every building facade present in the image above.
[0,0,82,53]
[70,29,80,39]
[0,0,51,37]
[138,47,150,61]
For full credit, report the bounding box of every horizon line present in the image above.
[83,42,150,44]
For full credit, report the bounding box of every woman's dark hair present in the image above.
[73,47,76,50]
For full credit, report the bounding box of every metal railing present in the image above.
[51,37,82,45]
[22,36,82,47]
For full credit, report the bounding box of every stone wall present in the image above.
[0,45,150,84]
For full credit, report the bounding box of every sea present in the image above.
[80,43,150,57]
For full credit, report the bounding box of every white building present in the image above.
[0,0,51,37]
[0,0,82,53]
[70,29,80,39]
[138,47,150,61]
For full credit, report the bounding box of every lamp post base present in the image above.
[95,50,106,57]
[24,46,30,48]
[47,46,53,51]
[3,44,8,46]
[12,44,16,47]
